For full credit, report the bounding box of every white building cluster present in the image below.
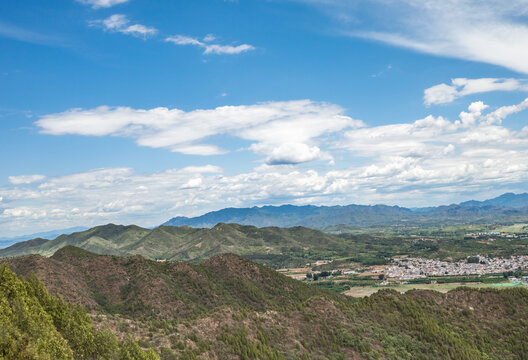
[386,255,528,280]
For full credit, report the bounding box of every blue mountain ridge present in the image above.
[162,193,528,228]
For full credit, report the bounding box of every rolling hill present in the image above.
[2,246,341,319]
[0,223,354,268]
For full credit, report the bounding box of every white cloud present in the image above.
[3,114,528,235]
[481,98,528,125]
[181,178,203,189]
[425,78,528,105]
[339,99,528,196]
[8,174,46,185]
[203,44,255,55]
[342,98,528,159]
[4,98,528,237]
[0,22,65,47]
[255,143,331,165]
[92,14,157,38]
[166,35,202,46]
[203,34,216,42]
[458,101,488,127]
[36,100,364,164]
[299,0,528,74]
[77,0,129,9]
[165,34,255,55]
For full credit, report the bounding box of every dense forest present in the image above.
[0,263,159,360]
[2,248,528,359]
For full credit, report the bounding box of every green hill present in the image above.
[0,223,353,268]
[0,262,159,360]
[3,249,528,359]
[3,246,342,319]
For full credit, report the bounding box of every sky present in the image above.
[1,0,528,236]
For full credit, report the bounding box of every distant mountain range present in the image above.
[164,204,414,228]
[163,193,528,229]
[459,192,528,208]
[2,193,528,259]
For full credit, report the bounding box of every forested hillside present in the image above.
[3,248,528,359]
[0,223,352,268]
[3,246,340,319]
[0,263,159,359]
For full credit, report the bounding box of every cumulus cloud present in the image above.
[165,34,255,55]
[3,112,528,235]
[4,98,528,237]
[340,99,528,196]
[425,78,528,105]
[76,0,128,9]
[180,177,203,189]
[36,100,364,164]
[299,0,528,74]
[92,14,157,38]
[250,142,334,166]
[342,98,528,158]
[458,101,488,127]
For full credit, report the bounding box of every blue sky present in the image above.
[1,0,528,236]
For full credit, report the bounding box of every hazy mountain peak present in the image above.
[162,193,528,229]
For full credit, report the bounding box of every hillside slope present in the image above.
[0,262,158,359]
[3,246,341,319]
[0,223,352,267]
[3,250,528,359]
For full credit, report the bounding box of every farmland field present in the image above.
[344,281,526,297]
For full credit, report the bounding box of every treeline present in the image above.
[0,263,159,359]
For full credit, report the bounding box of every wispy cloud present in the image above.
[36,100,363,164]
[424,78,528,105]
[165,34,255,55]
[297,0,528,74]
[91,14,157,38]
[76,0,129,9]
[0,22,65,46]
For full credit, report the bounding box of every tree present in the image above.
[119,337,160,360]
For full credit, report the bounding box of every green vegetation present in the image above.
[311,281,351,293]
[0,224,357,268]
[217,327,284,360]
[0,263,159,359]
[3,248,342,320]
[2,222,528,269]
[3,249,528,359]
